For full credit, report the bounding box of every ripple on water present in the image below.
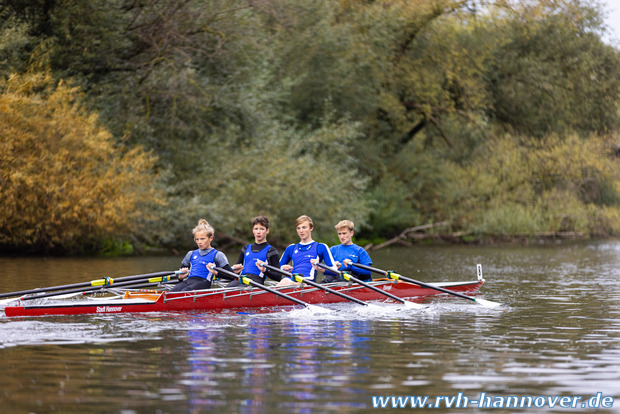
[1,243,620,413]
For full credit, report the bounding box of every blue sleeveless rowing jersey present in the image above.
[279,241,335,282]
[188,248,219,281]
[242,244,271,279]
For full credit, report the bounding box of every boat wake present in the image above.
[253,297,505,322]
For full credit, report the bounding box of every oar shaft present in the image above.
[213,267,309,308]
[353,263,477,302]
[350,263,389,275]
[0,281,92,299]
[0,270,177,299]
[20,273,179,301]
[316,263,405,304]
[261,263,368,306]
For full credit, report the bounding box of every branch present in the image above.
[427,113,453,148]
[371,221,449,250]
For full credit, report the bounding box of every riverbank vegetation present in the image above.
[1,0,619,254]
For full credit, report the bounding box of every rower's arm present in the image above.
[264,247,282,282]
[213,251,236,281]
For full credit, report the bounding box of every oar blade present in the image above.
[0,297,19,307]
[474,297,501,308]
[403,300,426,310]
[354,262,502,308]
[306,304,332,314]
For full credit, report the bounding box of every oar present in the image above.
[212,267,330,313]
[16,272,181,302]
[0,270,179,299]
[259,262,379,308]
[352,263,501,308]
[315,263,425,309]
[124,279,180,290]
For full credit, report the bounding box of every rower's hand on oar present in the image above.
[254,260,267,273]
[281,264,293,272]
[232,264,243,274]
[276,277,300,286]
[178,267,189,280]
[207,263,218,275]
[338,259,352,269]
[311,259,326,273]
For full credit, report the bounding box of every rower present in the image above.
[171,219,235,292]
[318,219,373,284]
[274,215,338,285]
[224,215,281,287]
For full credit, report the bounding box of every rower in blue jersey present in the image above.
[277,215,337,284]
[226,215,281,287]
[171,219,235,292]
[320,219,373,284]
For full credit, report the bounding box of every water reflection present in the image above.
[178,313,278,413]
[238,318,271,414]
[0,241,619,413]
[277,319,371,412]
[173,310,376,413]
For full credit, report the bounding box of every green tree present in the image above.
[452,133,620,237]
[485,0,620,137]
[157,105,373,248]
[2,0,620,249]
[0,11,34,75]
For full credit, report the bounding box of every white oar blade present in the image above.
[0,297,20,307]
[403,300,426,310]
[474,298,501,308]
[306,304,332,314]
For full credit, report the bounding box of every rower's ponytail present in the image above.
[193,219,214,237]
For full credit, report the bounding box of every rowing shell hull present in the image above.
[3,279,484,317]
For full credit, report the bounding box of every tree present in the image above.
[451,133,620,237]
[0,72,162,254]
[2,0,619,249]
[156,106,373,248]
[485,0,620,137]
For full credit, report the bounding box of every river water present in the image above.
[0,241,619,413]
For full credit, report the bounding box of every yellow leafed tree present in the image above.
[0,72,161,254]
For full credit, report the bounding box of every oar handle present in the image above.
[213,266,310,308]
[257,263,294,278]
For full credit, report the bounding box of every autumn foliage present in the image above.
[0,73,161,253]
[1,0,620,253]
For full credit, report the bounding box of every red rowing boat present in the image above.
[3,278,484,317]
